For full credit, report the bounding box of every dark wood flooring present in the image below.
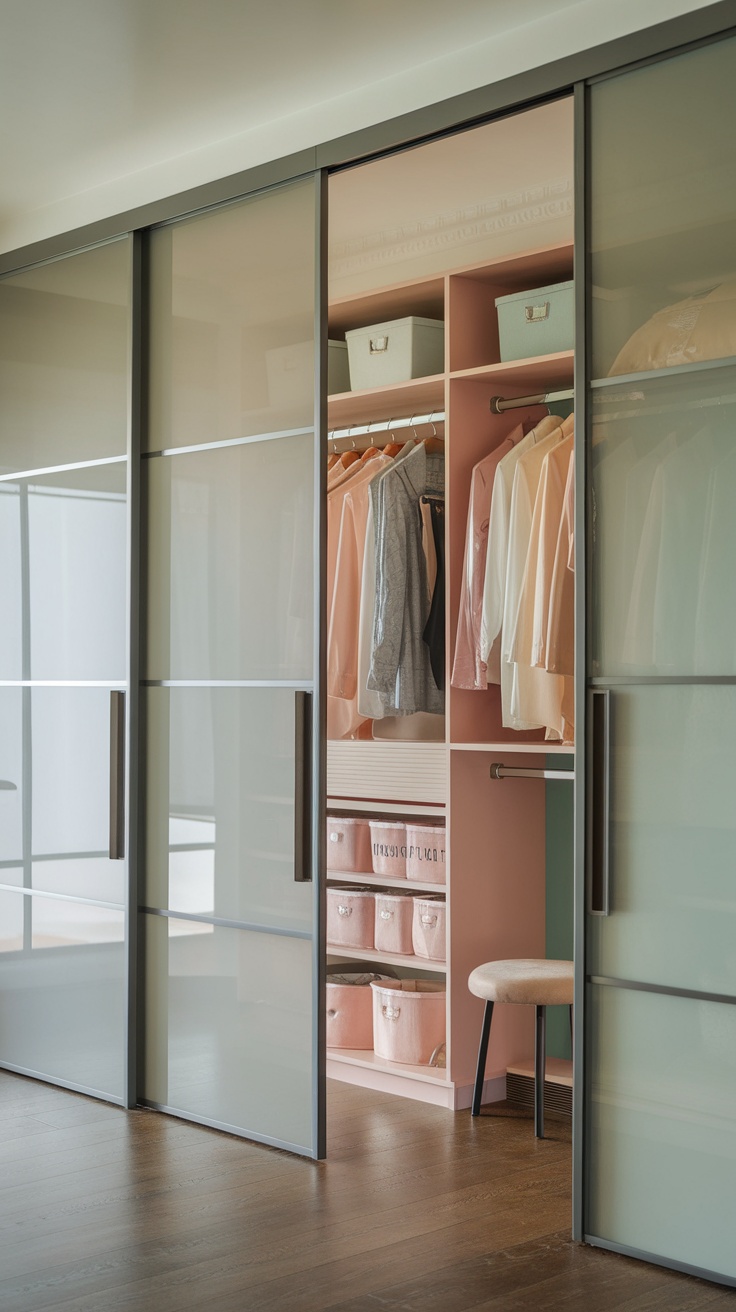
[0,1071,733,1311]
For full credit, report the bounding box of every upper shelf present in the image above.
[327,374,445,429]
[329,276,445,338]
[450,350,574,390]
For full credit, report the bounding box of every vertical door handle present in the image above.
[294,690,312,883]
[109,691,126,861]
[589,689,610,915]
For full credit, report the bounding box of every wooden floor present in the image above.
[0,1072,733,1311]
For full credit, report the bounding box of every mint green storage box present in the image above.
[495,280,574,362]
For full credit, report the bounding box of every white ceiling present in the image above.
[0,0,719,253]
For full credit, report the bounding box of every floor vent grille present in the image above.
[506,1072,572,1117]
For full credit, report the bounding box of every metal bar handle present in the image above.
[589,690,611,916]
[109,690,125,861]
[294,690,313,883]
[490,762,575,782]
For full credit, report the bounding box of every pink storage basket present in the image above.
[406,823,446,884]
[374,891,414,956]
[326,815,372,873]
[412,896,447,961]
[327,887,375,949]
[369,819,407,878]
[371,979,446,1064]
[326,972,391,1049]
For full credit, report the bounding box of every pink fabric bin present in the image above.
[371,979,446,1064]
[374,891,414,956]
[326,815,372,873]
[369,819,407,878]
[326,972,391,1049]
[327,887,375,949]
[406,823,446,883]
[412,896,447,961]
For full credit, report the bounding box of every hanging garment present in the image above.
[422,498,445,692]
[505,419,570,737]
[368,444,445,715]
[480,415,562,682]
[327,449,392,739]
[545,444,575,678]
[450,426,521,691]
[624,426,720,674]
[420,498,438,601]
[609,280,736,376]
[357,442,417,720]
[512,431,574,672]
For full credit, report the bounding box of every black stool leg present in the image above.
[534,1004,546,1139]
[471,1000,494,1116]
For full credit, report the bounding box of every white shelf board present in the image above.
[327,1046,448,1086]
[450,741,574,755]
[327,943,447,972]
[327,797,446,818]
[326,870,447,894]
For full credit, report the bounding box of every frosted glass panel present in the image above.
[147,179,315,450]
[0,889,125,1097]
[589,686,736,995]
[0,689,23,874]
[587,984,736,1281]
[590,370,736,677]
[31,687,126,904]
[590,35,736,378]
[143,915,312,1149]
[145,433,314,681]
[0,240,130,475]
[144,687,310,931]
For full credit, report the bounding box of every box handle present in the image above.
[329,831,342,843]
[421,913,438,926]
[525,301,550,323]
[369,335,389,354]
[382,1005,401,1021]
[379,909,394,920]
[337,904,352,917]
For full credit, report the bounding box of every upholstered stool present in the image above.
[468,959,574,1138]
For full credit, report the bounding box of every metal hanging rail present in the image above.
[490,762,575,782]
[328,411,445,453]
[489,388,574,414]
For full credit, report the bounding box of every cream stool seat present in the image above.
[468,958,573,1137]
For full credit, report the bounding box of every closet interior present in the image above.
[324,97,576,1111]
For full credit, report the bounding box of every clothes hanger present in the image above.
[338,429,361,469]
[422,416,445,455]
[381,419,403,458]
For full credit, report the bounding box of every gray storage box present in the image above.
[266,339,350,405]
[346,316,444,390]
[496,280,574,362]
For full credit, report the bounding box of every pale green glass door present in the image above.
[586,34,736,1282]
[141,178,323,1155]
[0,241,132,1100]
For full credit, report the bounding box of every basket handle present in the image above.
[382,1005,401,1021]
[421,913,438,926]
[337,904,352,917]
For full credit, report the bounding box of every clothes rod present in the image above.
[489,388,573,414]
[490,762,575,781]
[328,411,445,442]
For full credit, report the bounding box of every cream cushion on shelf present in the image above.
[468,959,573,1007]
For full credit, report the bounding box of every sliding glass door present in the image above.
[0,239,133,1101]
[140,178,324,1155]
[584,34,736,1283]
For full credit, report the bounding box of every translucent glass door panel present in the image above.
[144,916,312,1148]
[586,34,736,1282]
[145,434,313,682]
[144,687,310,930]
[142,178,321,1155]
[588,685,736,995]
[0,238,131,1102]
[587,985,736,1281]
